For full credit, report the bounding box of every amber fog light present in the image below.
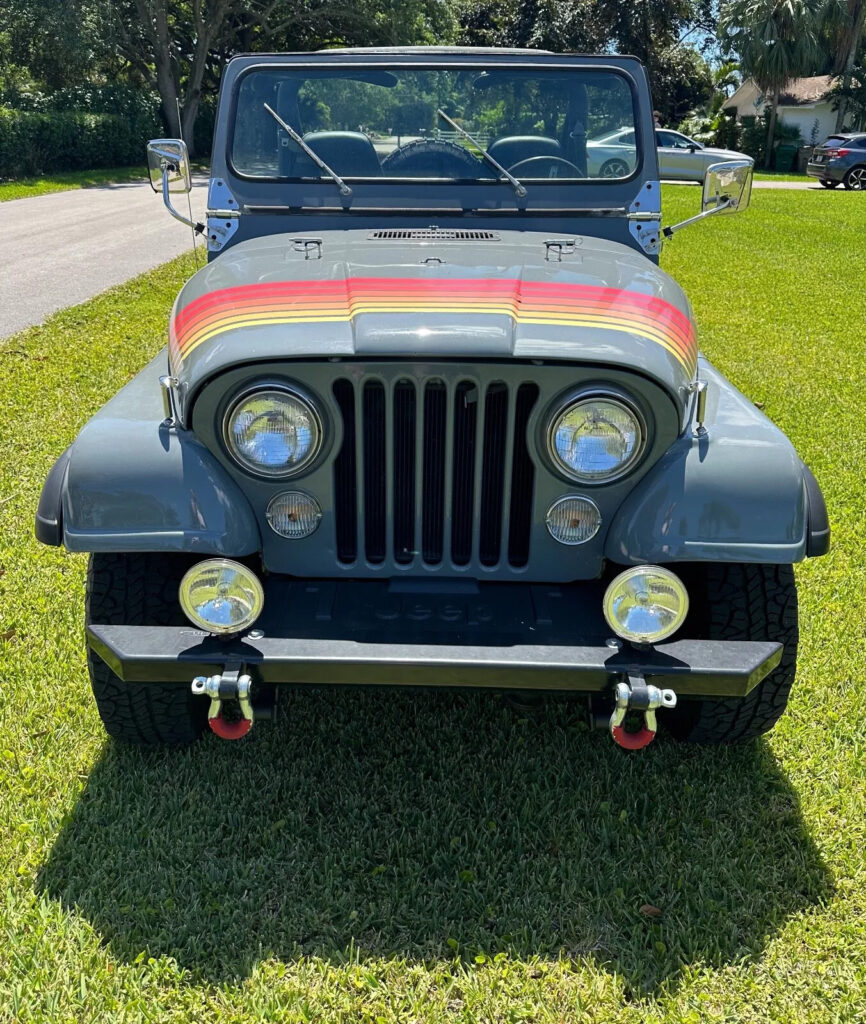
[179,558,264,634]
[545,495,602,545]
[266,491,323,538]
[603,565,688,644]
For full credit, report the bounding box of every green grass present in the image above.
[1,188,865,1022]
[0,166,151,202]
[752,170,811,182]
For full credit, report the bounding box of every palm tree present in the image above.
[721,0,823,167]
[822,0,866,130]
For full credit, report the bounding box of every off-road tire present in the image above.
[86,552,208,746]
[664,563,798,744]
[381,139,482,177]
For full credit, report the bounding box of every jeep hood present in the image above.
[169,229,697,419]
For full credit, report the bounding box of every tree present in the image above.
[720,0,823,166]
[822,0,866,128]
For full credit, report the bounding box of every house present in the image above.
[723,75,848,145]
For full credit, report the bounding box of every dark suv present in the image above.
[807,133,866,190]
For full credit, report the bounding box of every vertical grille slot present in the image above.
[332,379,357,563]
[331,371,539,574]
[393,379,416,564]
[508,383,539,567]
[422,380,447,564]
[450,381,478,566]
[479,382,509,566]
[363,380,386,564]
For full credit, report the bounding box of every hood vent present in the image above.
[368,229,500,242]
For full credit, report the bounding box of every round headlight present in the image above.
[603,565,688,644]
[266,491,323,539]
[179,558,264,635]
[546,495,601,545]
[549,395,643,483]
[224,385,322,477]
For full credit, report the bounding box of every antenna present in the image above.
[176,97,202,264]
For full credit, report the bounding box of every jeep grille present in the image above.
[332,375,539,571]
[368,229,500,241]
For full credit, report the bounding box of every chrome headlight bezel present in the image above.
[545,387,646,485]
[222,381,324,479]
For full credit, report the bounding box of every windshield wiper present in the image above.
[263,103,352,197]
[436,108,527,198]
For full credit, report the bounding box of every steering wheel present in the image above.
[381,139,483,178]
[507,155,584,178]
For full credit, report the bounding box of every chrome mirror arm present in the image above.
[662,196,733,239]
[160,165,202,232]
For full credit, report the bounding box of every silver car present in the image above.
[590,127,750,181]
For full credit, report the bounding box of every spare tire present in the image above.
[381,139,482,178]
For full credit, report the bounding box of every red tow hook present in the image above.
[191,667,254,741]
[609,677,677,750]
[208,711,252,740]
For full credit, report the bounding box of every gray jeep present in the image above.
[35,48,829,748]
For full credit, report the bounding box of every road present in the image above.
[0,177,208,340]
[0,174,820,340]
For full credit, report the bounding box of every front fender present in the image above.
[605,359,829,564]
[36,352,261,555]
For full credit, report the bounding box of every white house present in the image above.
[723,75,849,145]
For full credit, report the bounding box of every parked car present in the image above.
[590,127,751,182]
[36,48,828,751]
[807,133,866,190]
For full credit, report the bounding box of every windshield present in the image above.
[232,66,639,184]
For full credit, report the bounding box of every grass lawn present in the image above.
[752,170,811,182]
[0,166,151,202]
[0,188,864,1022]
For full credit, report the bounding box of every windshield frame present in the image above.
[226,59,646,189]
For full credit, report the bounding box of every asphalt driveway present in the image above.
[0,176,207,340]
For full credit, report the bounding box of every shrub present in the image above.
[0,103,162,178]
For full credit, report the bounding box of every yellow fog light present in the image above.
[603,565,688,644]
[179,558,264,635]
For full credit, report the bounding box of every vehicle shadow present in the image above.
[37,688,830,994]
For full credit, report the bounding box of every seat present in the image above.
[486,135,562,168]
[289,131,382,177]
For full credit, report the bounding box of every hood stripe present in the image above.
[170,277,697,375]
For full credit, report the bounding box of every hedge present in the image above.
[0,106,162,178]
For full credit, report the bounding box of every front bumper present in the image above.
[87,625,780,697]
[87,576,782,697]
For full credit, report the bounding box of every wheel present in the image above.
[86,552,208,746]
[507,155,584,178]
[843,166,866,191]
[380,139,482,178]
[663,563,798,744]
[820,179,840,188]
[599,157,631,178]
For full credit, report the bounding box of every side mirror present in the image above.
[147,139,192,194]
[702,159,753,215]
[664,158,754,240]
[687,143,698,153]
[146,138,200,233]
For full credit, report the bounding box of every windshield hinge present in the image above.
[206,178,241,253]
[627,180,662,256]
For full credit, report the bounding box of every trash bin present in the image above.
[796,145,812,173]
[774,143,798,172]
